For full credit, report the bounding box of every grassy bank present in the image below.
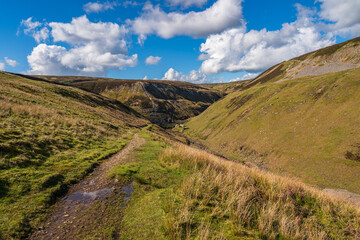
[0,72,147,238]
[161,144,360,239]
[112,133,360,239]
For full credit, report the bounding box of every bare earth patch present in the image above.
[30,134,145,240]
[323,188,360,207]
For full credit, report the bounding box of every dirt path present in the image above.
[30,134,146,240]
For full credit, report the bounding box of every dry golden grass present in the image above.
[161,144,360,239]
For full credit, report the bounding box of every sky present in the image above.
[0,0,359,83]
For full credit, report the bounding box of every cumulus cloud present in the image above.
[162,68,209,83]
[145,56,161,65]
[0,62,5,71]
[199,5,334,74]
[4,57,18,67]
[167,0,208,8]
[49,15,128,53]
[83,1,118,13]
[318,0,360,37]
[27,16,138,76]
[21,17,49,43]
[132,0,243,39]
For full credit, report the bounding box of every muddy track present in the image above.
[30,134,146,240]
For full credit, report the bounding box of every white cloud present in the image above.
[4,57,18,67]
[27,16,138,76]
[21,17,49,43]
[230,72,259,82]
[318,0,360,37]
[143,75,148,80]
[83,1,118,13]
[163,68,181,80]
[49,16,128,53]
[123,1,141,8]
[21,17,41,31]
[137,34,147,46]
[199,5,334,74]
[132,0,243,39]
[33,27,50,43]
[162,68,209,83]
[0,62,5,71]
[167,0,208,8]
[145,56,161,65]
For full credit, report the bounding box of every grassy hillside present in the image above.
[186,67,360,193]
[27,75,225,125]
[106,132,360,239]
[0,71,148,238]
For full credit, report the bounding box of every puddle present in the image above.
[121,182,134,205]
[66,187,114,202]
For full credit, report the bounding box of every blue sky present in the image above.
[0,0,359,83]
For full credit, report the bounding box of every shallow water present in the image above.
[122,182,134,204]
[66,187,115,202]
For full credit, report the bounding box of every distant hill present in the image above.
[186,37,360,194]
[27,75,225,125]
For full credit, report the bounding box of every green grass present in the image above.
[0,72,147,238]
[108,132,187,239]
[186,68,360,193]
[111,139,360,239]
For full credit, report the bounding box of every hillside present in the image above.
[2,69,360,239]
[238,36,360,90]
[27,75,225,125]
[200,79,251,93]
[186,40,360,194]
[0,71,148,238]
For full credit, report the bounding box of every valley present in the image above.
[1,37,360,239]
[26,75,224,126]
[186,37,360,194]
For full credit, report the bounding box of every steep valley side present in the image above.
[186,67,360,193]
